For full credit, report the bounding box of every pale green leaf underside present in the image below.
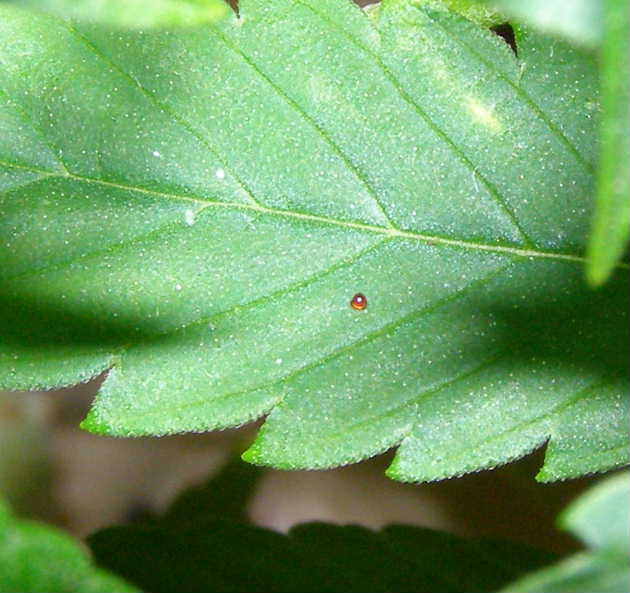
[0,0,627,482]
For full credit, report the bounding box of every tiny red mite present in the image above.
[350,293,367,311]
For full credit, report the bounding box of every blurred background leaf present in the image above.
[0,499,138,593]
[586,0,629,286]
[3,0,228,28]
[502,471,629,592]
[482,0,601,46]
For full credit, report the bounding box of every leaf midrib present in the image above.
[1,158,597,268]
[0,157,603,267]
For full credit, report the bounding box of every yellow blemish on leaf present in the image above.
[465,97,502,134]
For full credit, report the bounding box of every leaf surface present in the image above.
[0,0,627,481]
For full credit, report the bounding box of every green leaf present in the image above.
[586,0,629,286]
[482,0,602,46]
[89,521,553,593]
[0,500,138,593]
[502,471,630,593]
[0,0,627,481]
[4,0,228,28]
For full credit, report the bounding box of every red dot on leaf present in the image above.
[350,293,367,311]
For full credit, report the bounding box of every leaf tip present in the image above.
[240,445,261,465]
[534,468,552,482]
[80,412,111,435]
[384,461,402,481]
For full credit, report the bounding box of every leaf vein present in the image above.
[0,172,51,199]
[136,236,388,340]
[64,23,264,208]
[209,24,395,229]
[419,375,622,468]
[123,262,513,425]
[304,352,509,443]
[293,0,533,246]
[425,10,594,172]
[0,87,70,175]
